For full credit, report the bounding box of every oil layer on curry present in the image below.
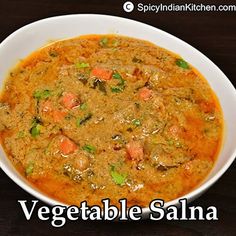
[0,35,223,207]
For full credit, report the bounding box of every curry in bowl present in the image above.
[0,35,223,207]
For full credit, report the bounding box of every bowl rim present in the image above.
[0,14,236,215]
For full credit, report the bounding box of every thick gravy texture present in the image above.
[0,35,223,207]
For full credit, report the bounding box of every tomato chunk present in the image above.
[199,100,215,113]
[61,92,80,109]
[53,110,66,122]
[91,67,113,80]
[60,136,78,155]
[139,87,152,101]
[126,141,144,161]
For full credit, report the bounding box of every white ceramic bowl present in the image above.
[0,14,236,216]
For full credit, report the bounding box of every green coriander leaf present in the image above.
[25,162,34,175]
[30,124,42,137]
[176,58,189,69]
[110,165,127,185]
[75,62,90,68]
[82,144,96,154]
[33,89,51,100]
[111,86,124,93]
[99,37,108,47]
[132,119,141,127]
[80,103,88,110]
